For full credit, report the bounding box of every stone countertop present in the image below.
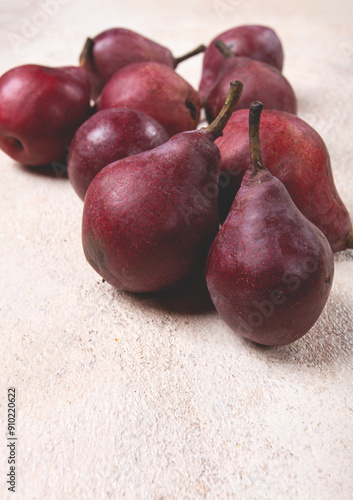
[0,0,352,498]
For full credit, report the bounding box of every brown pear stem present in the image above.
[173,44,206,67]
[214,39,234,59]
[79,37,94,67]
[249,101,265,173]
[346,231,353,249]
[205,81,243,140]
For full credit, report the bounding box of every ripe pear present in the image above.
[199,25,284,101]
[205,41,296,121]
[82,81,244,293]
[67,108,169,200]
[215,108,353,252]
[206,102,334,347]
[96,62,202,137]
[80,28,205,99]
[0,64,91,166]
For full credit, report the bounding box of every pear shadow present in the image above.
[14,161,68,179]
[110,271,216,316]
[243,286,353,369]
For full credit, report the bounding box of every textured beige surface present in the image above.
[0,0,353,499]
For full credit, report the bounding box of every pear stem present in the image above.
[205,80,243,140]
[249,101,265,173]
[346,231,353,249]
[79,37,94,67]
[174,44,206,67]
[214,39,234,59]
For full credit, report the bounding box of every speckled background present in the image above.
[0,0,352,498]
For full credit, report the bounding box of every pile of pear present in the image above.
[0,25,351,347]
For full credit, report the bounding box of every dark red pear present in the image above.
[206,101,334,347]
[67,108,169,200]
[215,108,353,252]
[205,41,296,122]
[96,62,202,137]
[0,64,92,166]
[199,25,284,101]
[80,28,205,100]
[82,81,244,293]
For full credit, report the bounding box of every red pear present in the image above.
[0,64,91,166]
[206,102,334,347]
[67,108,169,200]
[215,109,352,252]
[80,28,205,99]
[96,62,202,137]
[205,43,296,121]
[82,82,243,293]
[199,25,284,101]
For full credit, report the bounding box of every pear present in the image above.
[199,25,284,101]
[96,62,202,137]
[0,64,92,166]
[82,81,244,293]
[80,28,205,100]
[215,108,353,252]
[205,41,296,122]
[206,101,334,346]
[67,108,169,200]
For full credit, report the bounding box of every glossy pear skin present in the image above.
[205,57,297,122]
[82,130,220,293]
[0,64,91,166]
[199,25,284,100]
[97,62,201,137]
[67,108,169,200]
[215,109,352,251]
[80,28,175,99]
[206,168,334,346]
